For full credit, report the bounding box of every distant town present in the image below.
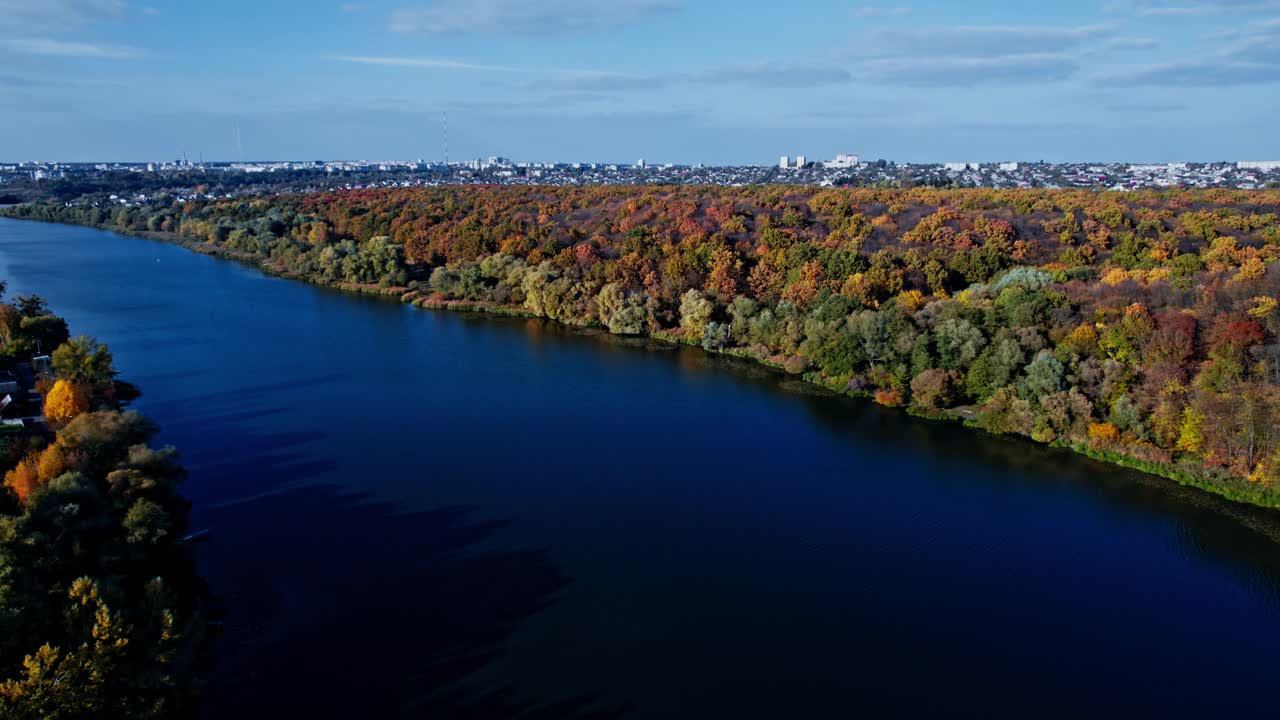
[2,154,1279,206]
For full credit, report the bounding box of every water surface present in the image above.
[3,218,1280,718]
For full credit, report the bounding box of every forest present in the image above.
[0,285,206,719]
[5,185,1280,506]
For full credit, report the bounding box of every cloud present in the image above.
[0,1,144,61]
[335,56,529,72]
[1100,36,1160,50]
[853,6,912,19]
[844,24,1116,86]
[0,0,127,31]
[862,24,1115,58]
[1098,15,1280,85]
[1,38,144,59]
[1098,61,1279,85]
[1101,99,1190,112]
[857,54,1078,86]
[389,0,681,35]
[1125,0,1280,15]
[334,55,632,85]
[340,54,853,90]
[565,63,854,91]
[701,64,854,88]
[0,73,43,89]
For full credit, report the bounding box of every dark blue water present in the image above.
[3,218,1280,718]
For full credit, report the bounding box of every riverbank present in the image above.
[3,210,1278,513]
[0,286,207,717]
[9,213,1280,718]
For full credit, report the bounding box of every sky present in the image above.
[1,0,1279,164]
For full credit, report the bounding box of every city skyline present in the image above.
[2,0,1279,163]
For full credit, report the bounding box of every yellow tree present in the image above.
[44,380,88,427]
[36,444,65,482]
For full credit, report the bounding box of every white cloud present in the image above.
[1100,36,1160,50]
[333,55,625,79]
[0,0,128,31]
[857,54,1078,86]
[845,24,1118,86]
[563,63,854,91]
[337,55,853,90]
[1124,0,1280,15]
[335,56,527,72]
[2,38,144,59]
[1097,14,1280,84]
[862,24,1116,58]
[389,0,681,35]
[853,6,912,19]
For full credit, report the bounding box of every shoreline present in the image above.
[2,213,1277,514]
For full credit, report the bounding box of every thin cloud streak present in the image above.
[2,38,145,59]
[333,55,622,78]
[388,0,681,36]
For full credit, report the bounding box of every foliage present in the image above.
[43,380,89,427]
[52,336,115,387]
[0,294,206,719]
[7,185,1280,505]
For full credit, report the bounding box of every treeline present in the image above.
[5,185,1280,505]
[0,284,206,718]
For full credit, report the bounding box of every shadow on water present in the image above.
[723,354,1280,601]
[198,486,632,720]
[514,318,1280,600]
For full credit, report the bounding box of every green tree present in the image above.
[934,318,986,370]
[1019,350,1065,403]
[679,289,714,339]
[52,336,115,387]
[965,338,1025,402]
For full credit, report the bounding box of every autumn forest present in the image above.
[6,185,1280,507]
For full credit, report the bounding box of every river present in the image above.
[3,218,1280,718]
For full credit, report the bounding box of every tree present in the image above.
[14,295,48,318]
[781,261,825,310]
[44,381,89,427]
[679,289,714,339]
[1036,389,1094,443]
[36,445,65,483]
[1020,350,1065,403]
[17,316,69,356]
[1089,423,1121,446]
[52,336,115,387]
[1177,407,1207,454]
[597,284,647,335]
[704,247,742,299]
[851,310,893,372]
[966,338,1025,402]
[2,458,39,504]
[934,318,986,370]
[911,369,958,410]
[977,387,1035,436]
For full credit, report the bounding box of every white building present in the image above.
[824,153,860,169]
[779,156,790,169]
[998,162,1019,172]
[795,155,807,168]
[1239,161,1280,171]
[944,163,979,172]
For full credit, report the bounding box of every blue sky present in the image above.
[2,0,1279,163]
